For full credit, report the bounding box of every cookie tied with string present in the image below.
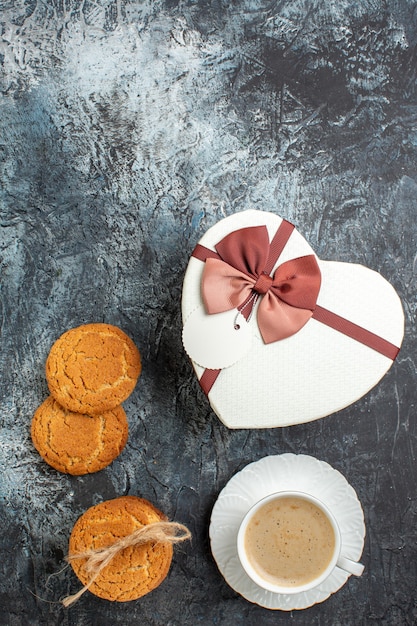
[65,496,191,604]
[46,323,142,415]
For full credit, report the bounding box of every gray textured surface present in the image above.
[1,1,416,624]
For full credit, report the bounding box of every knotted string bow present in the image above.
[201,225,321,344]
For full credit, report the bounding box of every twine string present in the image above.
[62,521,191,608]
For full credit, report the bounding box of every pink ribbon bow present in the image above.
[201,225,321,344]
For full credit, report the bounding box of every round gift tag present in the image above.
[182,307,252,370]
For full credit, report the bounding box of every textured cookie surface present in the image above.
[31,396,128,475]
[69,496,173,602]
[46,323,141,414]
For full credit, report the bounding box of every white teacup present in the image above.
[237,491,364,595]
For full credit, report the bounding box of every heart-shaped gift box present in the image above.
[181,210,404,429]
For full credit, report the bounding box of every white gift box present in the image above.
[181,210,404,429]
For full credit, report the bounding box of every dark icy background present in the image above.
[1,1,417,624]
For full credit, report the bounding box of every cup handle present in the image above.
[336,554,365,577]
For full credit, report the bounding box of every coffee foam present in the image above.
[244,496,335,587]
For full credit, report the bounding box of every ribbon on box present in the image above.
[191,218,400,395]
[200,224,321,344]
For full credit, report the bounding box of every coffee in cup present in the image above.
[237,491,364,594]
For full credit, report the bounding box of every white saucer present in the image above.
[209,454,366,610]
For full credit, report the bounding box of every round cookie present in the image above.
[31,396,128,475]
[46,323,141,414]
[68,496,174,602]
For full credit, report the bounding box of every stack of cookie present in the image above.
[31,323,142,475]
